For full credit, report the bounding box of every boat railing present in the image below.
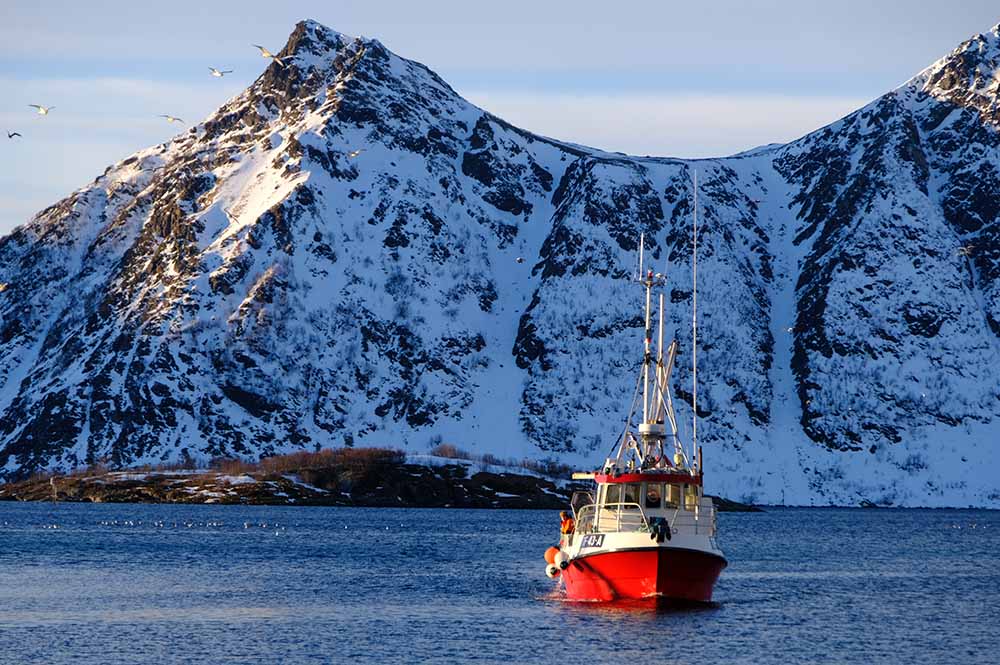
[574,499,718,537]
[667,498,718,536]
[574,502,649,534]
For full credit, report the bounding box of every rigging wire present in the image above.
[607,364,645,459]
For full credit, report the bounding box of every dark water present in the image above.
[0,503,996,664]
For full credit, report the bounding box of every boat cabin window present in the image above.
[665,484,680,508]
[685,483,700,510]
[645,483,662,509]
[622,483,640,506]
[603,484,621,506]
[600,483,641,508]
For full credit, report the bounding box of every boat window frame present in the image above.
[604,483,622,506]
[621,483,640,507]
[684,482,700,511]
[664,483,680,509]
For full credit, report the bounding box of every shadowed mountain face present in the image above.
[2,20,999,506]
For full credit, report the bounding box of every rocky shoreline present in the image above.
[0,463,761,511]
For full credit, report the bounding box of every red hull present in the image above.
[562,547,726,603]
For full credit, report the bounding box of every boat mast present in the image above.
[691,170,699,469]
[640,232,650,424]
[635,232,667,467]
[612,231,679,471]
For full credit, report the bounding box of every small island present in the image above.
[0,446,761,511]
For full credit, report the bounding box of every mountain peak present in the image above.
[906,22,1000,126]
[271,19,355,69]
[296,18,345,34]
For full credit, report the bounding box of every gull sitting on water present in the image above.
[159,114,184,124]
[252,44,286,67]
[347,149,364,158]
[957,245,974,257]
[209,67,233,78]
[29,105,54,116]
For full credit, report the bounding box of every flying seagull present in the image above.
[29,105,54,115]
[252,44,286,67]
[7,131,21,139]
[159,114,184,124]
[347,149,364,158]
[209,67,233,78]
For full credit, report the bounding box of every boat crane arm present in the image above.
[652,340,678,423]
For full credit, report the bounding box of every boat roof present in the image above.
[594,472,702,486]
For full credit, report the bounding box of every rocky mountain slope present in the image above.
[2,19,999,506]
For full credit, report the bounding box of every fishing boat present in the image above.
[543,179,726,603]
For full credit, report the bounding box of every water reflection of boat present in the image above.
[545,184,727,603]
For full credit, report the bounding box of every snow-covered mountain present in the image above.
[2,19,1000,506]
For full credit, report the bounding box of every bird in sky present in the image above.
[7,131,21,139]
[252,44,286,67]
[347,149,364,158]
[159,115,184,124]
[209,67,233,78]
[29,105,54,115]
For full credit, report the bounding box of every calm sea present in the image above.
[0,503,996,664]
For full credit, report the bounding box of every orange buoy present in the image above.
[544,546,560,565]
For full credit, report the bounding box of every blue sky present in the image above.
[1,0,998,235]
